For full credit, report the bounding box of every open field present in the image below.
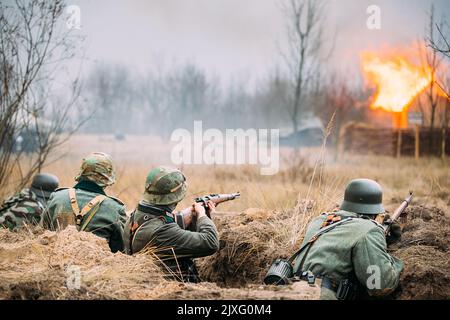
[0,134,449,299]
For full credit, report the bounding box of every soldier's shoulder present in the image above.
[350,216,383,229]
[134,216,166,236]
[2,188,36,206]
[153,217,176,231]
[369,219,384,229]
[51,188,70,198]
[105,195,125,207]
[348,217,385,243]
[310,213,328,224]
[52,187,70,195]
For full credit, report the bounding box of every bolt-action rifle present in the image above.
[194,192,241,218]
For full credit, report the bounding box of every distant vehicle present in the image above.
[114,132,126,141]
[279,117,324,148]
[8,117,53,154]
[14,127,41,153]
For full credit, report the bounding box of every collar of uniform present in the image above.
[74,180,106,195]
[137,201,175,223]
[334,210,374,220]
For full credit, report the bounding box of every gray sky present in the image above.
[68,0,449,84]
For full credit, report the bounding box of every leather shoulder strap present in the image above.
[79,195,106,231]
[80,195,106,217]
[288,217,353,263]
[68,188,81,217]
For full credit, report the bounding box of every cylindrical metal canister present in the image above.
[263,258,293,285]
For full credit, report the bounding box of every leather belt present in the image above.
[320,276,339,293]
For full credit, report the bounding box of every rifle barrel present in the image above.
[385,192,413,235]
[391,192,413,221]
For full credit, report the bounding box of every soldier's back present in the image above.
[0,188,43,230]
[296,212,377,276]
[45,188,127,252]
[293,210,402,299]
[123,210,165,255]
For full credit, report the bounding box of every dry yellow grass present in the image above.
[3,134,448,216]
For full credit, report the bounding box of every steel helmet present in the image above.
[30,173,59,199]
[340,179,384,215]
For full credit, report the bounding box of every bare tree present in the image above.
[422,6,445,130]
[140,63,220,137]
[428,21,450,59]
[280,0,327,133]
[427,14,450,101]
[140,67,173,137]
[0,0,84,195]
[85,64,135,134]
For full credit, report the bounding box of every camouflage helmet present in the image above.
[75,152,116,187]
[340,179,384,215]
[30,173,59,199]
[142,166,187,205]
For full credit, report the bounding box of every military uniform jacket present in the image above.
[0,188,44,230]
[44,181,127,253]
[293,210,404,299]
[123,206,219,260]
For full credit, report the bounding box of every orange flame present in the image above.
[361,52,432,113]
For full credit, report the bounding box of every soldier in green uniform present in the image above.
[123,166,219,283]
[44,152,126,253]
[292,179,404,300]
[0,173,59,230]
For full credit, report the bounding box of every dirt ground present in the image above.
[392,205,450,299]
[0,203,448,300]
[197,208,294,287]
[0,225,320,300]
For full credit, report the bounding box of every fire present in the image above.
[361,52,432,115]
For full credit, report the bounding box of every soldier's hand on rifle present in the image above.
[205,200,216,219]
[192,201,215,219]
[383,214,402,245]
[193,202,207,219]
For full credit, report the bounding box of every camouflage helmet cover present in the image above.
[142,166,187,205]
[75,152,116,187]
[340,178,385,215]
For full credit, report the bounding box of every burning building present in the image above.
[339,46,449,157]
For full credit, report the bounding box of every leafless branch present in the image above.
[0,0,86,195]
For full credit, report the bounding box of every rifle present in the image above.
[384,192,413,235]
[194,192,241,218]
